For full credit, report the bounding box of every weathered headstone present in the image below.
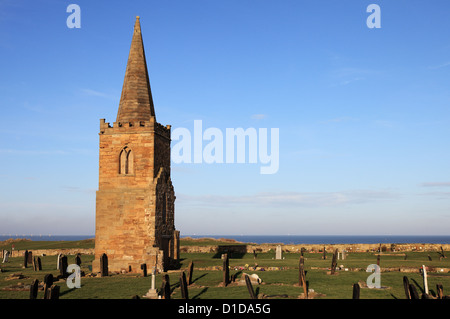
[140,263,147,277]
[322,247,326,260]
[352,283,360,299]
[403,276,411,299]
[59,255,68,278]
[23,250,29,268]
[27,251,33,264]
[100,253,108,277]
[299,256,307,297]
[37,257,42,271]
[428,255,432,261]
[43,274,54,299]
[29,279,39,299]
[75,254,82,267]
[187,261,194,285]
[376,254,381,266]
[330,249,338,275]
[48,285,60,299]
[180,271,189,299]
[160,274,171,299]
[57,253,61,270]
[422,265,429,294]
[275,245,282,260]
[223,253,229,287]
[2,250,9,263]
[244,274,257,299]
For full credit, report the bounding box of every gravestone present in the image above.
[376,254,381,266]
[275,245,282,260]
[29,279,39,299]
[180,271,189,299]
[322,247,327,260]
[223,253,230,287]
[143,267,158,299]
[352,283,360,299]
[330,249,338,275]
[27,251,33,264]
[75,254,82,267]
[23,250,29,268]
[187,261,194,285]
[244,274,257,299]
[100,253,108,277]
[59,255,68,278]
[140,263,147,277]
[2,250,9,263]
[48,285,60,299]
[422,265,429,294]
[160,274,171,299]
[43,274,54,299]
[57,253,61,270]
[299,256,307,298]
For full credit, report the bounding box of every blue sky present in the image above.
[0,0,449,236]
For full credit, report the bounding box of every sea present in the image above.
[1,234,450,245]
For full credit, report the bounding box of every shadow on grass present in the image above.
[192,287,209,299]
[192,273,207,284]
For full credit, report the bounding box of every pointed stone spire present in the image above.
[116,16,156,123]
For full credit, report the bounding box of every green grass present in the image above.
[0,239,95,251]
[1,247,450,299]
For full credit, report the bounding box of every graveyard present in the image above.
[1,238,450,299]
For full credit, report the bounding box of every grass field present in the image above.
[1,240,449,299]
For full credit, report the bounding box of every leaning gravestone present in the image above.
[223,253,230,287]
[57,253,61,270]
[180,271,189,299]
[2,250,9,263]
[244,274,257,299]
[330,249,338,275]
[187,261,194,285]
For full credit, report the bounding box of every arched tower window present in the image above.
[119,146,133,175]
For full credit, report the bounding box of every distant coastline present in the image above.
[2,234,449,245]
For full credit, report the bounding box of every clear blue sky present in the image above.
[0,0,449,236]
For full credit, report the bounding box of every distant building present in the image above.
[92,17,179,273]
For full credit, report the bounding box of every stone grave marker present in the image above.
[180,271,189,299]
[275,245,282,260]
[2,250,9,263]
[75,254,82,267]
[330,249,338,275]
[57,253,61,270]
[299,256,307,297]
[352,283,360,299]
[29,279,39,299]
[403,276,411,299]
[43,274,54,299]
[223,253,230,287]
[59,255,68,278]
[47,285,60,299]
[244,274,257,299]
[23,250,29,268]
[100,253,108,277]
[187,261,194,285]
[161,274,171,299]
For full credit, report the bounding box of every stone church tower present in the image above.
[92,17,179,273]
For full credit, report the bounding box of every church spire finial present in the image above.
[116,16,155,123]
